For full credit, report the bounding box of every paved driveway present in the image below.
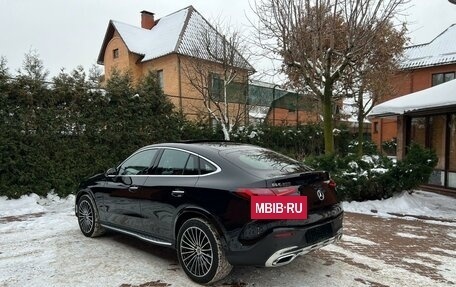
[1,208,455,287]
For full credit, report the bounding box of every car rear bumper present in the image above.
[225,211,343,266]
[264,229,342,266]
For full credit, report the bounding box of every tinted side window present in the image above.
[183,155,199,175]
[156,149,190,175]
[200,158,217,175]
[119,149,157,175]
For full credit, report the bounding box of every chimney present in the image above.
[141,10,155,29]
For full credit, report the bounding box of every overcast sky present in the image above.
[0,0,455,78]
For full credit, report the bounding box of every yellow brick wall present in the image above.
[102,37,250,124]
[104,31,143,82]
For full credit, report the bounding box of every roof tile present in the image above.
[400,24,456,69]
[104,6,253,70]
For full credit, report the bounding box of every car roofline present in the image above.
[176,139,234,144]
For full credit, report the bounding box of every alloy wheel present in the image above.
[78,200,93,234]
[180,226,214,277]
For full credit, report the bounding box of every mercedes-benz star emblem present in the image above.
[316,188,325,201]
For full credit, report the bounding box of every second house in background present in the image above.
[97,6,254,122]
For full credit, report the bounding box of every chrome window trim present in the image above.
[116,146,221,178]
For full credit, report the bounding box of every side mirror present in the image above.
[105,167,118,177]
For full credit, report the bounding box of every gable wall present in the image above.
[104,31,143,82]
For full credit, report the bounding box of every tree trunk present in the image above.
[322,94,334,155]
[357,114,364,157]
[221,124,230,141]
[357,91,364,157]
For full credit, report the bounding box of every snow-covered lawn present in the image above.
[1,191,455,287]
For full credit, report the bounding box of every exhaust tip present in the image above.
[274,254,296,266]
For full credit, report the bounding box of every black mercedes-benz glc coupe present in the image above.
[75,142,343,284]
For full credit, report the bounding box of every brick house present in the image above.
[97,6,254,120]
[370,24,456,193]
[247,80,321,126]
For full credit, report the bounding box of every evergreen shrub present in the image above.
[0,58,182,198]
[305,144,438,201]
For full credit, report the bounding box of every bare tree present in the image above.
[182,19,254,140]
[343,22,407,156]
[252,0,408,154]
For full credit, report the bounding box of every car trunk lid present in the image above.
[265,171,338,211]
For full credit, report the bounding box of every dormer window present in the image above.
[113,49,119,59]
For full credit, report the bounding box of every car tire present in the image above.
[177,218,232,284]
[77,194,105,238]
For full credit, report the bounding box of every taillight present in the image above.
[324,179,336,189]
[235,186,297,199]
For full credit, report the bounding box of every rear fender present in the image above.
[174,206,229,248]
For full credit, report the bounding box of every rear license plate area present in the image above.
[305,223,332,244]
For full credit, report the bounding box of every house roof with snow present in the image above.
[400,24,456,70]
[97,6,254,71]
[370,79,456,117]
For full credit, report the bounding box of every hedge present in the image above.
[0,64,183,198]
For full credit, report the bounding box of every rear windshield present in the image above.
[220,147,312,176]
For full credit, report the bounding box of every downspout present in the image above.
[410,71,414,93]
[296,92,299,128]
[379,118,384,154]
[272,84,279,126]
[444,114,451,188]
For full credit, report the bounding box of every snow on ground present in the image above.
[0,193,74,217]
[0,194,46,217]
[396,232,428,239]
[343,190,456,221]
[341,235,377,246]
[0,193,199,287]
[0,192,455,287]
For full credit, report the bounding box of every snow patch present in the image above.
[0,192,454,286]
[341,235,377,246]
[360,155,374,164]
[343,190,456,221]
[415,252,456,283]
[0,193,46,217]
[370,78,456,116]
[348,161,358,169]
[323,244,438,286]
[431,247,456,256]
[401,257,435,268]
[396,232,427,239]
[370,168,388,174]
[0,192,75,217]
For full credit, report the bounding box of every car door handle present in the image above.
[171,190,185,197]
[129,186,139,192]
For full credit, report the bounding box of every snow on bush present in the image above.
[305,144,438,201]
